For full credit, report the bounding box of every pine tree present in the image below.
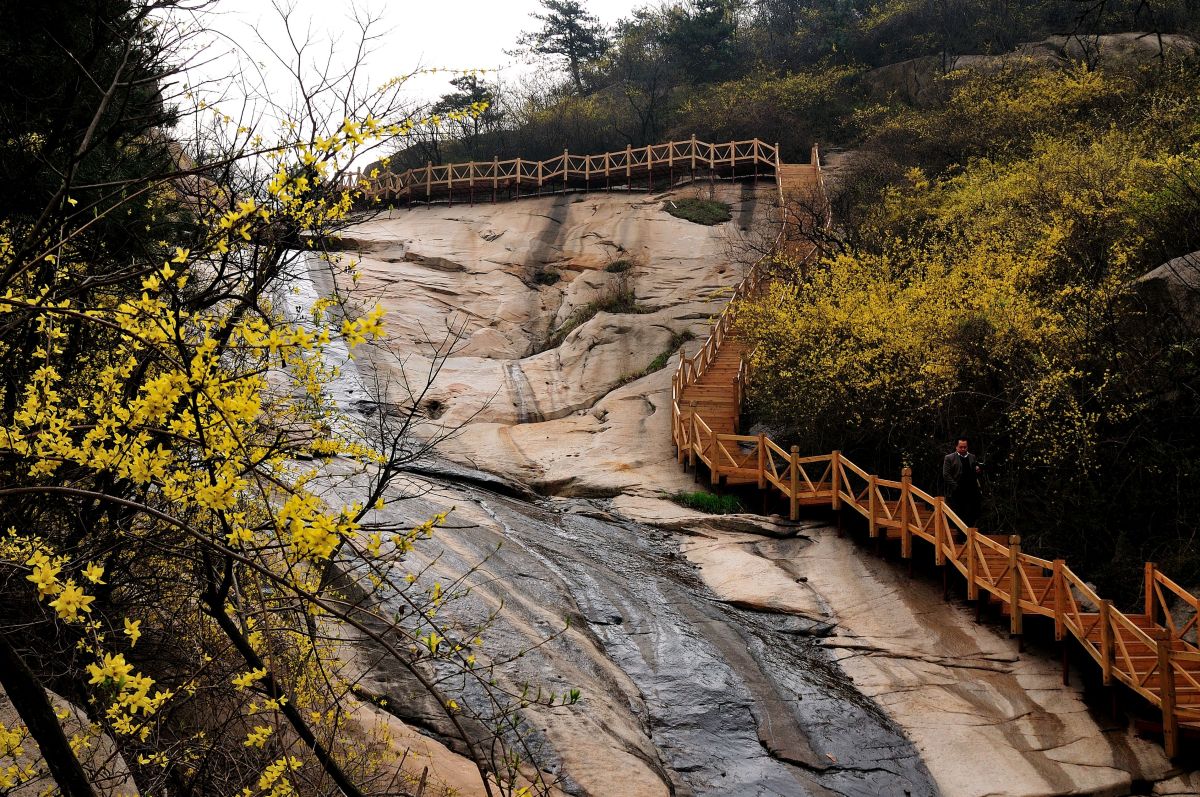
[517,0,611,93]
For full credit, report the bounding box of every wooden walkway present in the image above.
[339,137,785,204]
[670,146,1200,758]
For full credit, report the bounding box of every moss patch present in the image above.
[664,197,732,225]
[670,490,742,514]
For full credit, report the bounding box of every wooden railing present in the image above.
[669,144,1200,757]
[339,137,781,204]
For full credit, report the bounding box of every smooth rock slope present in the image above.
[332,181,1199,796]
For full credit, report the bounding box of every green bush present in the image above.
[534,269,561,286]
[605,259,633,273]
[665,197,732,225]
[671,491,742,514]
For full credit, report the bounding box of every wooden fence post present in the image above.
[789,446,800,521]
[900,467,913,559]
[492,156,499,202]
[933,497,946,566]
[967,527,979,600]
[687,403,698,470]
[1009,535,1023,637]
[775,141,783,204]
[1157,629,1179,758]
[690,133,697,179]
[868,474,878,539]
[1100,599,1113,686]
[830,450,842,511]
[515,157,522,199]
[563,148,569,190]
[710,434,721,485]
[625,144,633,190]
[757,433,766,490]
[425,161,432,201]
[1053,559,1065,642]
[1145,562,1157,624]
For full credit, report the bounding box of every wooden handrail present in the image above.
[840,458,872,481]
[342,137,781,203]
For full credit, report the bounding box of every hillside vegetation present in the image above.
[742,59,1200,598]
[396,0,1199,166]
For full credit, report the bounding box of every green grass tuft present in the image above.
[542,288,653,351]
[670,490,742,514]
[664,197,732,226]
[534,269,561,286]
[605,259,633,273]
[616,330,695,386]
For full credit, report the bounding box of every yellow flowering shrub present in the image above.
[0,6,551,796]
[741,59,1200,596]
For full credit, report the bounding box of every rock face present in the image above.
[333,183,1198,795]
[863,32,1199,104]
[1137,250,1200,334]
[338,182,766,497]
[675,524,1200,797]
[321,464,937,797]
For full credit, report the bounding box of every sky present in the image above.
[184,0,647,109]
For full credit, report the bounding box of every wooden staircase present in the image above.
[777,163,819,198]
[677,339,745,437]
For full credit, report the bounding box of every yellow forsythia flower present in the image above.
[124,618,141,647]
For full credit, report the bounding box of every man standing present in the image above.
[943,436,982,527]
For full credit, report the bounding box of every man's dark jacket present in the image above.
[942,451,978,496]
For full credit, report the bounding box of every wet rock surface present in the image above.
[678,523,1200,797]
[342,462,937,797]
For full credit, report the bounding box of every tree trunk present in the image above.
[0,635,98,797]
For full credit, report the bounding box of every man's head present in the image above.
[955,437,969,456]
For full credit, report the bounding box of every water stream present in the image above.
[469,491,937,796]
[342,465,938,797]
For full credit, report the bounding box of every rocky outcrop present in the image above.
[1137,250,1200,334]
[338,182,767,498]
[863,32,1199,104]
